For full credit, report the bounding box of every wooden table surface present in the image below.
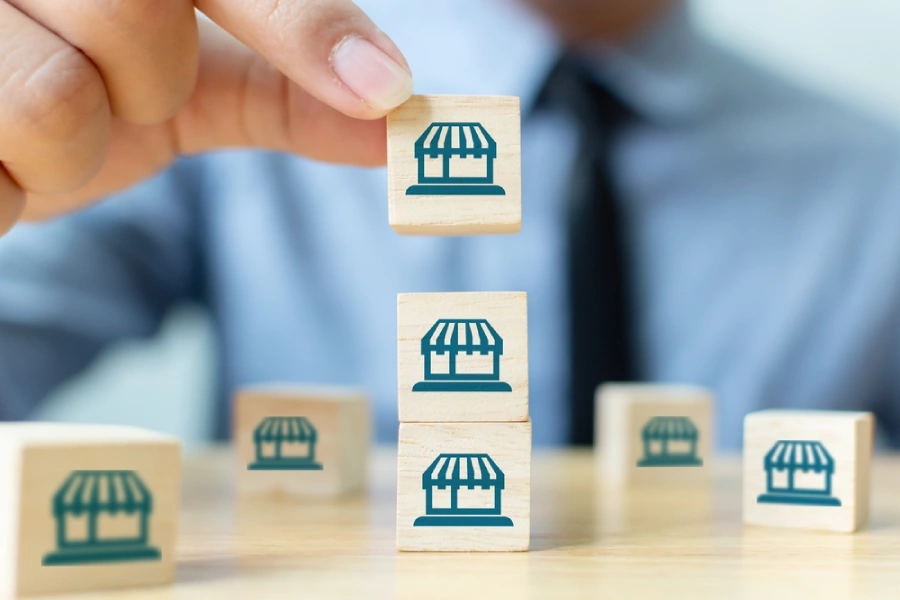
[41,448,900,600]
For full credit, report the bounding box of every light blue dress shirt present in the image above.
[2,1,900,446]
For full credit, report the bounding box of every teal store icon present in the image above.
[757,440,842,507]
[248,416,324,471]
[42,470,161,566]
[414,454,513,527]
[405,122,506,196]
[636,416,703,467]
[412,319,512,393]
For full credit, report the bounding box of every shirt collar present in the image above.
[368,0,717,125]
[577,3,720,126]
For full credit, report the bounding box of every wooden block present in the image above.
[398,292,529,423]
[387,94,522,235]
[0,423,181,597]
[743,410,873,533]
[596,384,714,486]
[234,385,371,497]
[397,421,531,551]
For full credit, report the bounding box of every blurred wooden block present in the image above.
[0,423,180,597]
[397,292,529,423]
[743,410,874,533]
[397,421,531,551]
[234,386,371,497]
[387,94,522,235]
[596,384,714,486]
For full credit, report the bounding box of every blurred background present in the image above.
[30,0,900,448]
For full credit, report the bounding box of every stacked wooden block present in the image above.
[388,96,531,551]
[596,384,874,533]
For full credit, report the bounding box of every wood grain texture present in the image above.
[743,410,873,533]
[234,386,371,497]
[29,447,900,599]
[397,292,529,423]
[0,423,180,597]
[596,384,714,486]
[397,421,531,551]
[387,95,522,235]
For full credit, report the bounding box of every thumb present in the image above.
[196,0,414,119]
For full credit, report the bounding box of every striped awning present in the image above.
[414,123,497,159]
[421,319,503,355]
[764,440,834,472]
[641,416,699,441]
[253,416,317,443]
[422,454,505,489]
[53,471,152,516]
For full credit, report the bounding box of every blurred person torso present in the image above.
[2,0,900,446]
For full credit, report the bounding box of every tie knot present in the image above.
[538,54,634,133]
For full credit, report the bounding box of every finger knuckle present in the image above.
[260,0,300,28]
[10,47,106,142]
[260,0,331,38]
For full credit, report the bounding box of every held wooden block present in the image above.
[0,423,181,597]
[596,384,714,486]
[387,95,522,235]
[397,421,531,551]
[743,410,874,533]
[398,292,529,423]
[234,385,371,497]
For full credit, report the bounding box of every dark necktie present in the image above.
[540,55,639,445]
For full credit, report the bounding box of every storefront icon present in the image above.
[414,453,513,527]
[636,416,703,467]
[412,319,512,392]
[757,440,841,506]
[42,470,160,566]
[248,416,323,471]
[405,122,506,196]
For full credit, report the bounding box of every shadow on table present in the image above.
[531,476,722,552]
[394,552,529,599]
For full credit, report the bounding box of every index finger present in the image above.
[196,0,414,119]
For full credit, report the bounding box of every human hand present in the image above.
[0,0,414,234]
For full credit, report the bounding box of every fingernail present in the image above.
[331,35,414,112]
